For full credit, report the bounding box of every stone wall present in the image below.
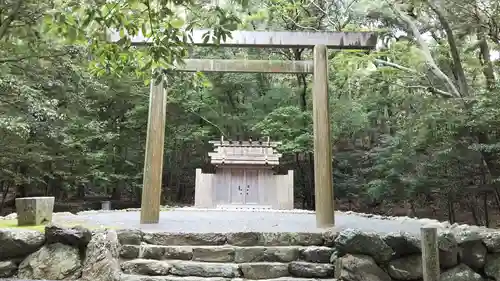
[1,226,500,281]
[0,225,120,281]
[332,229,499,281]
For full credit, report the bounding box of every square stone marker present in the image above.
[15,196,55,226]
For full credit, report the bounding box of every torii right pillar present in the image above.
[313,44,334,228]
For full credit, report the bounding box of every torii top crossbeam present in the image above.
[108,29,378,50]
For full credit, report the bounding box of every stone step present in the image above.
[120,274,338,281]
[118,231,331,247]
[121,259,335,279]
[120,245,334,264]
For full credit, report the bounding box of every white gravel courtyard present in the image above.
[35,207,491,236]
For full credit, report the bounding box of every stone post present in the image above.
[101,201,111,210]
[421,226,440,281]
[15,196,55,226]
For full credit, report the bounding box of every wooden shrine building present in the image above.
[195,137,294,209]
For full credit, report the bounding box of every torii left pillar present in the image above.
[312,44,334,228]
[140,74,167,224]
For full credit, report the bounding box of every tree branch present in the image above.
[373,59,454,98]
[188,109,227,137]
[0,52,71,64]
[280,13,319,31]
[0,0,25,40]
[307,0,338,29]
[374,59,418,73]
[391,3,462,98]
[392,82,454,98]
[426,0,469,96]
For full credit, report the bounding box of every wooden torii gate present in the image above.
[108,29,378,227]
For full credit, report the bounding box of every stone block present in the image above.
[240,262,289,279]
[440,264,483,281]
[117,229,143,245]
[387,254,423,280]
[259,232,324,246]
[45,224,92,248]
[299,246,334,263]
[120,245,140,259]
[0,260,17,278]
[485,253,500,280]
[81,230,121,281]
[143,232,226,246]
[482,232,500,252]
[234,246,300,263]
[17,243,82,280]
[15,196,55,226]
[192,246,235,262]
[101,200,111,210]
[121,259,171,275]
[335,229,394,263]
[0,229,45,260]
[288,261,334,278]
[459,241,487,271]
[140,245,194,260]
[162,246,193,260]
[169,261,240,278]
[338,254,391,281]
[226,232,260,246]
[382,232,421,258]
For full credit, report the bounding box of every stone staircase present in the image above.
[117,231,338,281]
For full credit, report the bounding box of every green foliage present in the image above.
[253,106,312,153]
[1,0,500,222]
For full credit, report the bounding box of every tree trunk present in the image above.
[483,191,490,227]
[0,181,10,213]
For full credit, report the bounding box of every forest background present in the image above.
[0,0,499,227]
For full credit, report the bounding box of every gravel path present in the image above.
[46,207,477,235]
